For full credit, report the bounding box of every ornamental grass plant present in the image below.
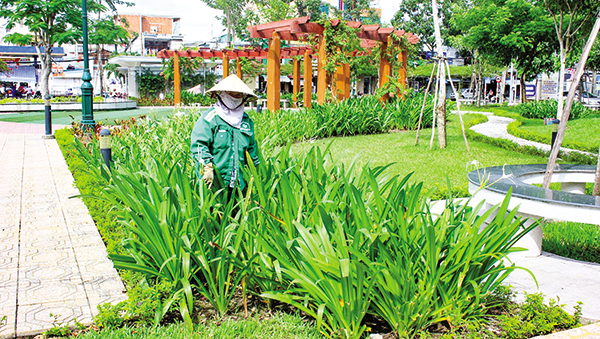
[252,92,434,147]
[68,107,538,338]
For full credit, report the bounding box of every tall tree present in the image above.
[200,0,247,47]
[89,15,130,97]
[392,0,453,53]
[543,0,600,120]
[0,0,119,110]
[454,0,556,102]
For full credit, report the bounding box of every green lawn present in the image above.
[517,116,600,151]
[0,106,184,125]
[71,313,323,339]
[291,114,549,197]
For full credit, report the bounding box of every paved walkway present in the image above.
[0,122,125,338]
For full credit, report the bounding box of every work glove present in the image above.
[203,164,214,188]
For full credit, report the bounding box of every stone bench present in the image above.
[468,164,600,256]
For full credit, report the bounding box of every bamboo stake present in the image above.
[445,60,470,152]
[415,60,437,146]
[430,61,441,149]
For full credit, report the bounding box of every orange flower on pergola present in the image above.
[157,16,418,112]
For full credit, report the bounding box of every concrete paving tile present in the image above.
[77,258,122,282]
[83,276,127,315]
[0,310,16,339]
[72,245,109,262]
[70,232,106,248]
[17,277,87,305]
[18,263,80,282]
[19,247,77,266]
[19,228,71,245]
[15,299,93,337]
[18,237,70,252]
[0,281,17,308]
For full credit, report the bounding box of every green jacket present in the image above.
[191,108,260,190]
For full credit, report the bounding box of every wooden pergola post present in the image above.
[173,52,181,105]
[398,49,408,97]
[267,31,281,112]
[379,35,392,102]
[335,63,345,101]
[317,37,327,104]
[237,57,243,79]
[293,57,300,108]
[344,63,351,98]
[303,50,312,108]
[223,53,229,78]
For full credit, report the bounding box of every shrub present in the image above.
[517,99,593,120]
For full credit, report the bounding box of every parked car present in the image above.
[461,88,475,99]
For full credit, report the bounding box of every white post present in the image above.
[510,63,515,104]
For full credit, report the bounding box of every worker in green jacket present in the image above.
[190,74,260,192]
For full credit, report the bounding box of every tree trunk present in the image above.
[98,46,104,98]
[556,42,567,120]
[41,49,52,106]
[432,0,447,148]
[543,13,600,188]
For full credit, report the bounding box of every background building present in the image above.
[117,14,184,56]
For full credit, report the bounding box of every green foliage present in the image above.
[77,313,325,339]
[516,100,594,120]
[0,59,10,74]
[94,281,177,328]
[161,54,203,89]
[498,293,581,339]
[453,0,556,81]
[392,0,454,53]
[243,145,535,338]
[137,68,166,98]
[61,107,537,337]
[543,221,600,264]
[252,94,434,148]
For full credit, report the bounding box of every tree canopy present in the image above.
[454,0,556,81]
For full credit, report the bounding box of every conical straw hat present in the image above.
[207,74,257,100]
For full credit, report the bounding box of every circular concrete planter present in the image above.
[468,164,600,256]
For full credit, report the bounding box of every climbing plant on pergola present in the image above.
[158,16,418,112]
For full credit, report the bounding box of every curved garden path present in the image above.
[462,110,596,156]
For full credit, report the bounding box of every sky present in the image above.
[115,0,400,43]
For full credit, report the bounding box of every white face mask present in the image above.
[215,92,245,128]
[219,92,244,110]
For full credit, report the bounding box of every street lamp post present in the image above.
[81,0,95,132]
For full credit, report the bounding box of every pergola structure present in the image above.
[157,46,316,108]
[158,16,418,112]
